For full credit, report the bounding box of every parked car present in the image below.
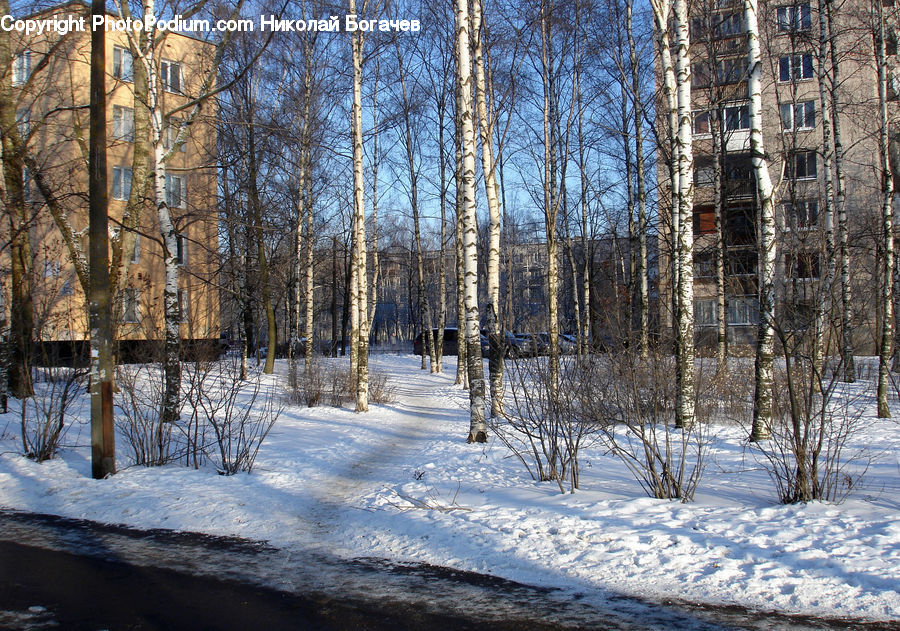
[414,328,490,356]
[559,333,577,354]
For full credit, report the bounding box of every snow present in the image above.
[1,354,899,623]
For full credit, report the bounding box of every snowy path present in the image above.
[293,362,452,542]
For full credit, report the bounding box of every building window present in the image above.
[784,200,819,228]
[692,62,711,88]
[177,289,188,322]
[724,104,750,131]
[777,3,811,31]
[714,12,745,37]
[113,105,135,141]
[160,59,182,93]
[16,109,30,138]
[786,252,820,280]
[12,50,31,86]
[694,250,717,277]
[43,261,60,278]
[716,57,748,84]
[122,288,140,323]
[727,249,757,277]
[780,101,815,130]
[112,166,132,200]
[131,233,141,264]
[695,299,717,326]
[175,233,187,266]
[784,151,817,179]
[23,167,32,203]
[693,110,711,136]
[693,206,716,235]
[163,120,187,152]
[60,280,73,296]
[165,173,186,208]
[727,297,759,325]
[779,53,814,82]
[113,46,133,81]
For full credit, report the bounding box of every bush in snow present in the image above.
[286,358,394,408]
[20,365,85,462]
[182,356,282,475]
[115,364,176,467]
[752,351,870,504]
[496,356,601,493]
[578,350,715,502]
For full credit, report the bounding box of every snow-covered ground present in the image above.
[0,354,898,623]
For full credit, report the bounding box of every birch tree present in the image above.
[350,0,370,412]
[874,0,893,418]
[472,0,504,414]
[456,0,487,441]
[673,0,695,429]
[122,0,240,424]
[745,0,777,441]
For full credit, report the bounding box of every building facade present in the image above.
[658,0,887,353]
[3,2,220,360]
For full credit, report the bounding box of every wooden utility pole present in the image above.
[89,0,115,478]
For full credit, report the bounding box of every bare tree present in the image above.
[874,0,893,418]
[746,0,778,441]
[456,0,487,441]
[350,0,370,412]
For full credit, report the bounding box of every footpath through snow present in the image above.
[0,354,899,624]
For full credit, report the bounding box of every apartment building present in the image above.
[658,0,885,351]
[4,2,220,360]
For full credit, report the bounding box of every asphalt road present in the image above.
[0,510,898,631]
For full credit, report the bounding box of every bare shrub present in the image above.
[287,359,394,407]
[494,356,599,493]
[752,352,870,504]
[183,357,282,475]
[20,365,86,462]
[580,350,710,501]
[368,369,395,404]
[115,364,175,467]
[288,359,325,407]
[326,365,351,406]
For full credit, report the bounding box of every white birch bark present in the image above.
[456,0,486,440]
[674,0,695,429]
[650,0,680,351]
[813,0,838,387]
[746,0,777,441]
[875,2,893,418]
[827,2,854,382]
[350,0,369,412]
[472,0,503,415]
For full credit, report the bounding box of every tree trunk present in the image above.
[674,0,695,429]
[472,0,504,414]
[875,3,893,418]
[0,5,33,399]
[826,1,855,382]
[540,0,560,391]
[350,0,369,412]
[813,0,838,389]
[454,83,468,388]
[628,0,649,357]
[746,0,777,440]
[456,0,486,441]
